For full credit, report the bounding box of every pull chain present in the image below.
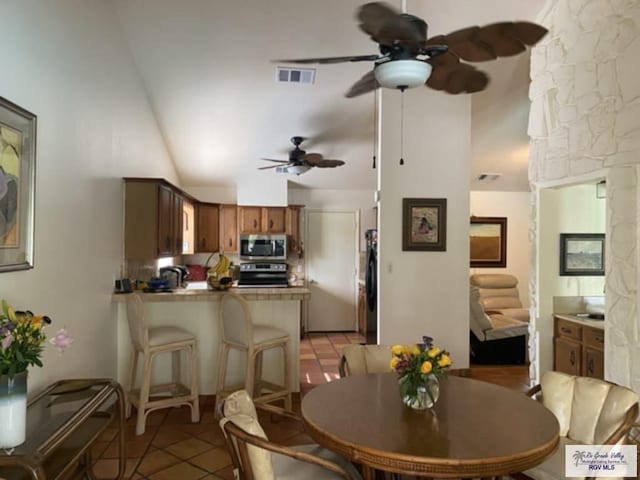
[372,90,377,169]
[399,92,405,165]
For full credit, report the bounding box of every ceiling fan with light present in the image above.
[275,1,548,97]
[259,136,345,175]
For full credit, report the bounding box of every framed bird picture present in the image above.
[402,198,447,251]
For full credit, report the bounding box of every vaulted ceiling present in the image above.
[115,0,545,191]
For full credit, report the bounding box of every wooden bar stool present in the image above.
[125,294,200,435]
[214,293,291,413]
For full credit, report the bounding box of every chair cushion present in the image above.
[148,326,195,346]
[253,325,289,344]
[523,436,585,480]
[469,286,494,340]
[223,389,258,419]
[481,296,523,310]
[594,384,640,443]
[569,376,612,443]
[221,413,275,480]
[491,307,530,322]
[342,344,391,375]
[541,371,575,437]
[272,444,362,479]
[483,314,528,340]
[470,273,518,288]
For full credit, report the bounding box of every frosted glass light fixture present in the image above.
[374,60,432,91]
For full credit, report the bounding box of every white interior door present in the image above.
[306,210,358,331]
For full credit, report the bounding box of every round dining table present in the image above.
[301,373,559,479]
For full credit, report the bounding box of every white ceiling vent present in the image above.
[477,173,502,181]
[276,67,315,84]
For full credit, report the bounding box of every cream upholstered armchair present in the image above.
[514,371,639,480]
[218,390,361,479]
[469,285,529,364]
[338,344,392,377]
[470,273,529,322]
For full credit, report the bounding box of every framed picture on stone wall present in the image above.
[470,216,507,268]
[559,233,605,276]
[0,97,36,272]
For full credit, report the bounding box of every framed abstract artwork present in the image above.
[0,97,36,272]
[470,216,507,268]
[402,198,447,251]
[559,233,605,276]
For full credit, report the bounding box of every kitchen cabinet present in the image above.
[264,207,285,233]
[286,205,303,255]
[238,206,286,233]
[553,316,604,379]
[239,206,263,233]
[219,204,238,253]
[195,203,220,253]
[124,179,184,259]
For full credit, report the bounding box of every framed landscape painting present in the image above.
[559,233,605,276]
[470,216,507,267]
[0,97,36,272]
[402,198,447,251]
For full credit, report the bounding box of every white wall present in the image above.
[0,1,177,393]
[378,86,471,368]
[470,191,531,306]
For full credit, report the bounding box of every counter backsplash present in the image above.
[553,295,605,314]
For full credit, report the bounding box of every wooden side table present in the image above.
[0,378,125,480]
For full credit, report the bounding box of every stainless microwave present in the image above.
[239,234,287,261]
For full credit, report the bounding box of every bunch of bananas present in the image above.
[208,253,230,279]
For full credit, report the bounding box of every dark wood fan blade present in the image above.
[345,70,379,98]
[357,2,400,38]
[426,21,547,63]
[358,2,424,47]
[303,153,345,168]
[509,22,548,46]
[476,23,526,57]
[426,50,460,67]
[315,159,345,168]
[273,54,380,64]
[301,153,324,166]
[426,63,489,94]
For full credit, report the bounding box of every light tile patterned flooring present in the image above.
[91,333,529,479]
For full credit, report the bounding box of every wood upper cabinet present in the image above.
[239,206,262,233]
[238,206,286,233]
[124,179,184,259]
[195,203,220,253]
[219,204,238,253]
[286,206,302,254]
[553,316,604,379]
[264,207,285,233]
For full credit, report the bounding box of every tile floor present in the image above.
[91,333,530,479]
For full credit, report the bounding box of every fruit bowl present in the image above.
[208,276,233,291]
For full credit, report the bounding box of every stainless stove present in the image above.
[237,262,288,288]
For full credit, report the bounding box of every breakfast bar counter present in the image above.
[113,287,310,394]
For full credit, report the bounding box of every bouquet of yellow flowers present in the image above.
[390,336,451,409]
[0,300,72,378]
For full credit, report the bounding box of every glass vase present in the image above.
[400,374,440,410]
[0,371,28,449]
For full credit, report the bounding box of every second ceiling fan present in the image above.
[260,136,345,175]
[275,1,548,97]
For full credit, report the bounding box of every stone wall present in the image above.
[528,0,640,390]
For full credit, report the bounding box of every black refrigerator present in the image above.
[365,229,377,344]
